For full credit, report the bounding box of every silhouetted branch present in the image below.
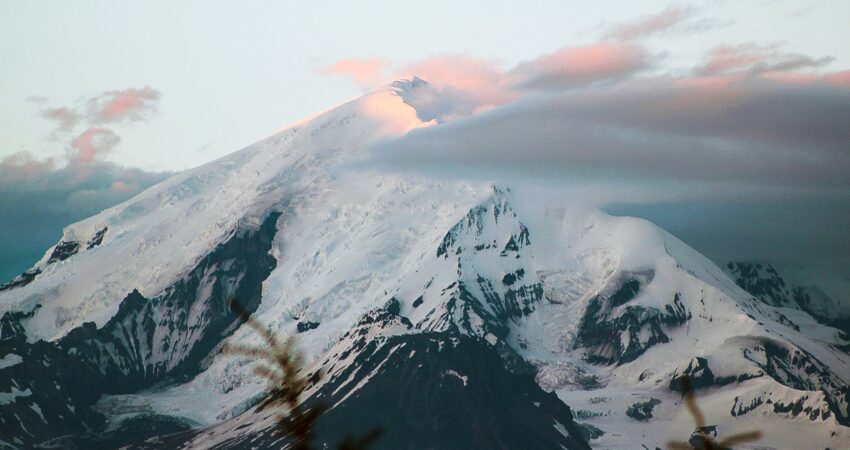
[666,375,762,450]
[223,298,381,450]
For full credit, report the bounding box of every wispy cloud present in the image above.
[510,42,650,89]
[605,5,696,40]
[1,86,169,282]
[40,107,80,135]
[321,42,653,121]
[32,85,162,140]
[695,43,834,76]
[318,58,387,89]
[87,85,161,123]
[70,127,121,163]
[602,4,731,41]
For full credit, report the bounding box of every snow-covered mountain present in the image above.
[1,80,849,449]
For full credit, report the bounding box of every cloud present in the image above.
[825,70,850,85]
[318,29,847,268]
[372,77,849,189]
[32,86,162,140]
[605,5,695,40]
[41,107,80,134]
[394,56,519,121]
[87,85,161,123]
[510,42,650,89]
[319,58,387,88]
[0,85,167,283]
[70,127,121,163]
[694,43,834,76]
[322,43,652,122]
[0,151,170,283]
[362,75,850,267]
[602,4,730,41]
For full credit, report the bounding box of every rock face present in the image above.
[0,212,280,447]
[152,303,591,450]
[576,275,691,365]
[725,262,850,335]
[1,228,110,293]
[1,81,849,449]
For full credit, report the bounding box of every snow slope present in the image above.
[1,79,849,449]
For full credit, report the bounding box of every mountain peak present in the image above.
[390,76,430,93]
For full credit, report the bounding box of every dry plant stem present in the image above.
[223,299,321,450]
[666,376,762,450]
[681,378,705,428]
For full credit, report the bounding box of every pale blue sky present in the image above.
[1,1,848,282]
[2,0,848,171]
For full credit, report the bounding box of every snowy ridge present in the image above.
[1,79,849,449]
[0,82,428,342]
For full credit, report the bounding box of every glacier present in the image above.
[1,79,849,449]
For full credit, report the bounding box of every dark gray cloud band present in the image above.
[0,153,170,283]
[1,86,167,283]
[366,77,850,267]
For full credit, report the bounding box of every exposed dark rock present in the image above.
[576,280,689,365]
[739,336,850,425]
[688,426,730,450]
[609,279,641,307]
[669,357,759,393]
[626,398,661,421]
[87,227,108,250]
[411,296,424,308]
[725,262,788,307]
[59,211,281,388]
[727,262,850,335]
[576,423,604,441]
[47,241,81,264]
[146,332,592,450]
[0,268,41,292]
[0,212,282,447]
[731,395,764,416]
[297,321,320,333]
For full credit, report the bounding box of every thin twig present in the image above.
[666,375,762,449]
[223,298,382,450]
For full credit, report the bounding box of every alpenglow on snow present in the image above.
[1,80,849,449]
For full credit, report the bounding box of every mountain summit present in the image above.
[1,81,848,449]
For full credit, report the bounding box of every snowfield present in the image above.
[1,79,849,449]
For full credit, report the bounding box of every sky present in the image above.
[1,0,849,281]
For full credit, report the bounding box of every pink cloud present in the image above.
[825,70,850,85]
[695,44,833,76]
[399,55,518,113]
[0,152,56,183]
[319,58,387,88]
[320,43,650,121]
[606,5,694,40]
[400,56,505,95]
[319,40,845,126]
[70,127,120,163]
[89,86,161,122]
[759,69,850,86]
[511,42,649,89]
[109,180,139,192]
